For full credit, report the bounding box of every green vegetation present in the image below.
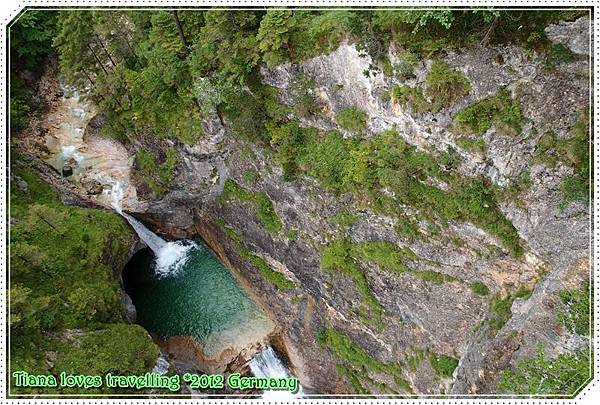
[29,8,582,198]
[222,179,282,233]
[320,238,462,324]
[9,162,159,395]
[243,168,260,184]
[498,281,591,396]
[470,281,490,296]
[429,353,459,378]
[239,246,296,290]
[456,136,486,153]
[560,111,591,207]
[335,107,368,132]
[135,147,179,197]
[271,127,522,255]
[319,327,412,394]
[391,61,470,113]
[414,270,457,284]
[486,287,532,333]
[558,282,590,336]
[218,220,295,290]
[453,88,523,136]
[391,85,430,113]
[321,239,384,324]
[331,210,359,228]
[425,60,470,111]
[498,346,590,396]
[9,11,58,131]
[532,110,591,207]
[546,43,576,68]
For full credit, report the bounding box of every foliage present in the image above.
[456,136,486,153]
[331,210,359,229]
[470,281,490,296]
[425,60,470,111]
[9,11,58,131]
[319,327,411,393]
[135,147,179,198]
[546,43,576,68]
[429,353,459,378]
[222,179,282,233]
[335,107,369,133]
[9,164,159,395]
[53,324,159,379]
[498,345,590,396]
[321,239,383,324]
[498,281,591,396]
[453,88,523,136]
[560,110,591,207]
[269,122,318,180]
[10,10,59,71]
[239,246,296,289]
[558,282,590,336]
[218,219,294,289]
[391,85,430,114]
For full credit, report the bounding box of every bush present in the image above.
[471,281,490,296]
[453,88,523,136]
[391,85,430,113]
[222,179,282,233]
[135,147,179,198]
[425,60,470,111]
[498,345,590,396]
[558,282,590,336]
[335,107,368,132]
[429,353,459,378]
[321,239,383,323]
[546,43,576,67]
[239,246,296,289]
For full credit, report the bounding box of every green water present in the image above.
[124,240,272,356]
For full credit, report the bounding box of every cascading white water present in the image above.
[110,181,194,277]
[249,346,304,399]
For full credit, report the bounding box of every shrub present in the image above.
[560,110,590,207]
[546,43,576,68]
[425,60,470,111]
[321,239,383,323]
[498,345,590,396]
[471,281,490,296]
[429,353,459,378]
[239,246,296,289]
[222,179,282,233]
[135,147,179,198]
[453,88,523,136]
[391,85,430,113]
[558,282,590,336]
[335,107,368,132]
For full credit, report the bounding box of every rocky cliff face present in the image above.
[29,17,590,396]
[131,17,591,395]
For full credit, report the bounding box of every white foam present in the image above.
[154,241,196,277]
[249,346,304,399]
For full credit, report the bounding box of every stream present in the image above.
[45,81,304,398]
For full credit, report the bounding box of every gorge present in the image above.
[8,8,592,398]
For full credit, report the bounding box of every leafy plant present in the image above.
[335,107,368,133]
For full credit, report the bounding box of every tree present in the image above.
[10,10,58,71]
[171,10,190,54]
[256,10,295,66]
[53,11,106,84]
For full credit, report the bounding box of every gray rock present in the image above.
[545,16,591,55]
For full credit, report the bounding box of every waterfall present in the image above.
[249,346,304,399]
[110,181,194,277]
[120,211,167,253]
